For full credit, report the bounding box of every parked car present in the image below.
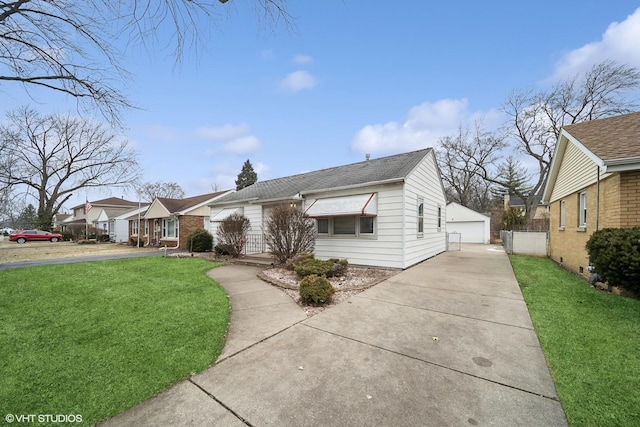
[1,227,15,235]
[9,230,63,244]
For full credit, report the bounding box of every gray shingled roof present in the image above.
[213,149,433,205]
[563,111,640,161]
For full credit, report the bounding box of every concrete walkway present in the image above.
[100,245,567,426]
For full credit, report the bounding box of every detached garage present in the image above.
[446,202,490,244]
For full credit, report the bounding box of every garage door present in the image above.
[447,221,485,243]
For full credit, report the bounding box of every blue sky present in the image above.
[3,1,640,210]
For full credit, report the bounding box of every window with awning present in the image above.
[211,207,243,222]
[305,193,377,218]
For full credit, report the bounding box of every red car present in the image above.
[9,230,63,244]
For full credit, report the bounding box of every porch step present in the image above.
[237,252,276,267]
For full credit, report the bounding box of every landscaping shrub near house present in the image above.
[586,227,640,293]
[187,228,214,252]
[299,274,335,304]
[216,213,250,257]
[265,204,316,264]
[293,254,348,278]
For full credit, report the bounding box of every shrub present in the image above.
[187,228,213,252]
[129,237,144,247]
[61,232,73,241]
[214,244,230,256]
[97,234,110,242]
[586,227,640,293]
[299,275,335,305]
[294,256,348,278]
[216,213,250,257]
[265,204,316,264]
[285,252,314,271]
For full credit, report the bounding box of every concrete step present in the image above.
[237,253,275,267]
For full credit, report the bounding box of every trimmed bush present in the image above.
[585,227,640,293]
[285,252,314,271]
[294,256,348,278]
[299,275,335,304]
[97,234,110,242]
[187,228,214,253]
[129,237,144,247]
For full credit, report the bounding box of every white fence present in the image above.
[500,230,548,256]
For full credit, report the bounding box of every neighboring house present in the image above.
[68,197,140,237]
[446,202,490,244]
[503,194,550,231]
[542,112,640,278]
[209,149,447,269]
[53,213,72,232]
[113,205,149,243]
[137,191,230,248]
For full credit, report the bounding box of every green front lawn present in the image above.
[0,257,229,426]
[510,255,640,427]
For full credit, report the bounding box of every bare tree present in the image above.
[482,60,640,227]
[0,106,140,230]
[216,213,250,257]
[0,1,291,125]
[137,181,185,203]
[436,123,505,213]
[264,204,315,264]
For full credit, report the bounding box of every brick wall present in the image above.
[179,215,207,249]
[620,170,640,227]
[549,172,639,277]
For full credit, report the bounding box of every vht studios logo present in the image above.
[5,414,83,423]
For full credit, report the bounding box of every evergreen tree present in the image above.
[17,204,37,229]
[235,160,258,190]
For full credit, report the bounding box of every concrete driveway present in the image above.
[101,244,567,426]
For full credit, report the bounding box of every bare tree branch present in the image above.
[0,1,292,126]
[0,106,140,229]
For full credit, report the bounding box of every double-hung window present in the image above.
[163,218,177,238]
[132,220,139,235]
[417,198,424,236]
[578,191,587,227]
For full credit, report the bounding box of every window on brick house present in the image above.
[578,192,587,227]
[560,199,566,228]
[163,218,177,238]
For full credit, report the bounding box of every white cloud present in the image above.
[293,54,313,65]
[351,99,476,155]
[193,124,248,140]
[277,70,318,94]
[220,135,261,154]
[351,99,505,155]
[547,8,640,82]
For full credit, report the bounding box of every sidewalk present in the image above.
[100,245,567,426]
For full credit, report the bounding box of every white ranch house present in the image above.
[209,149,447,269]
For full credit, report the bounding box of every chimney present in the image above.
[365,154,370,161]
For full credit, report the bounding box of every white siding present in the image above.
[445,202,490,244]
[550,141,610,202]
[403,151,447,268]
[309,183,405,269]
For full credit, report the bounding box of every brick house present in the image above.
[542,112,640,279]
[130,191,230,248]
